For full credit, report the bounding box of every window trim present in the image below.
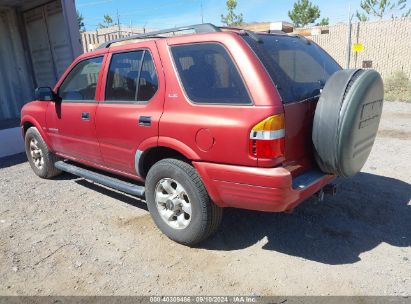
[57,56,104,103]
[103,49,160,105]
[168,42,254,106]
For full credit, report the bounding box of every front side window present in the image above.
[106,50,158,102]
[59,56,103,101]
[170,43,251,104]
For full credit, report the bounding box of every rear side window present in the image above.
[106,50,158,102]
[171,43,251,104]
[243,35,341,103]
[59,56,103,101]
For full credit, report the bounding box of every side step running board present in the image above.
[55,161,145,197]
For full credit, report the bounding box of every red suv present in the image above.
[21,24,384,245]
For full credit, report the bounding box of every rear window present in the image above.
[243,34,341,103]
[170,43,251,105]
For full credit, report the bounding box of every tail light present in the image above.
[249,114,285,159]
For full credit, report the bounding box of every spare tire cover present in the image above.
[312,69,384,177]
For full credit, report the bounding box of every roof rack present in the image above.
[219,26,244,32]
[97,23,221,49]
[221,26,286,35]
[220,26,262,42]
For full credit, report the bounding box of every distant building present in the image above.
[0,0,82,157]
[81,26,154,53]
[239,21,294,33]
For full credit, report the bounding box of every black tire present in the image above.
[312,69,384,177]
[145,159,223,245]
[25,127,62,179]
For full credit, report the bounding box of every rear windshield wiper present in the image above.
[289,33,311,45]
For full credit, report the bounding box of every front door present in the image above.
[95,42,165,175]
[46,55,105,164]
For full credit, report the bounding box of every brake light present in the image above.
[249,114,285,159]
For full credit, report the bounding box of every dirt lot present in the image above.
[0,102,410,296]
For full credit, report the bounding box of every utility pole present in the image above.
[201,0,204,23]
[117,9,121,37]
[345,5,353,69]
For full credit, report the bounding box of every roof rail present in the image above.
[219,26,244,32]
[97,23,221,49]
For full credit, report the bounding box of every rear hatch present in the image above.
[243,33,341,175]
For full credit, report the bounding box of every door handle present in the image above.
[139,116,151,126]
[81,112,90,121]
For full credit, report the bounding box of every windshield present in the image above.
[243,34,341,103]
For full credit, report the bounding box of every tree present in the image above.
[316,17,329,25]
[288,0,321,27]
[356,11,370,21]
[357,0,411,19]
[77,10,85,32]
[99,14,114,29]
[221,0,243,26]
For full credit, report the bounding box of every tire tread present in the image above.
[25,127,61,179]
[146,158,223,245]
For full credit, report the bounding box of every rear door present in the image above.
[95,41,165,174]
[46,55,106,163]
[156,36,279,168]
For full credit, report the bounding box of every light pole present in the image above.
[345,5,354,69]
[201,0,204,23]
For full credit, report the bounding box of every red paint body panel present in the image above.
[156,34,283,167]
[95,41,165,174]
[283,99,318,176]
[44,53,109,164]
[20,30,336,213]
[46,102,102,163]
[21,101,50,144]
[194,161,335,212]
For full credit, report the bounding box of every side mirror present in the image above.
[34,87,60,102]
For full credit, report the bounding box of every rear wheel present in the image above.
[145,159,223,245]
[25,127,61,179]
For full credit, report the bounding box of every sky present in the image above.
[76,0,378,31]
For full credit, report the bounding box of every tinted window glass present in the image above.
[171,43,251,104]
[137,52,158,101]
[59,56,103,101]
[243,35,341,103]
[106,51,143,101]
[106,50,158,102]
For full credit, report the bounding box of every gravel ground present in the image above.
[0,101,410,296]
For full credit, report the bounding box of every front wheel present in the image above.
[145,159,223,245]
[25,127,61,179]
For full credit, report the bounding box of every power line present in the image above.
[77,0,112,8]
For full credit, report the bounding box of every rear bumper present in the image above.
[193,161,335,212]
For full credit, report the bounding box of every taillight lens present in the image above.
[249,114,285,159]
